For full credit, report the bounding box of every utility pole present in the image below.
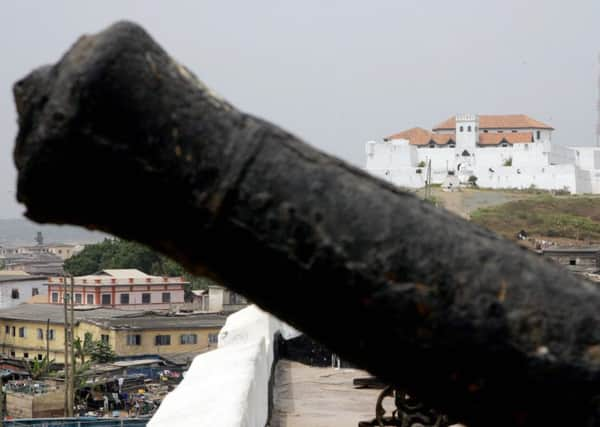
[45,318,50,363]
[69,276,75,417]
[63,277,69,417]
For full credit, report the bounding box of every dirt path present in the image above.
[425,188,536,219]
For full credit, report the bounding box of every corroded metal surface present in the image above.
[12,21,600,426]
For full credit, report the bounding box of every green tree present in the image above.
[64,238,218,291]
[27,355,54,380]
[74,332,94,365]
[90,339,116,363]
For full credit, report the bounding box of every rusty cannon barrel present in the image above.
[12,21,600,426]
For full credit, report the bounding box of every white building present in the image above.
[365,114,600,193]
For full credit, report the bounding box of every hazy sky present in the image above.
[1,1,599,219]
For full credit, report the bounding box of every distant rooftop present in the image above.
[433,114,554,131]
[47,269,188,286]
[0,303,140,325]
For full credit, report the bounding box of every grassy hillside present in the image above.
[470,196,600,241]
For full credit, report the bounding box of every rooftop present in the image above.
[89,312,226,330]
[433,114,554,131]
[0,304,137,325]
[47,269,188,286]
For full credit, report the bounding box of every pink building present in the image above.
[46,269,187,310]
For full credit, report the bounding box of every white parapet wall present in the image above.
[148,305,299,427]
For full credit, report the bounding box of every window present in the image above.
[498,130,503,133]
[208,333,219,345]
[483,130,488,133]
[23,352,28,358]
[536,130,541,140]
[570,259,577,266]
[32,288,39,297]
[126,334,141,346]
[120,293,130,305]
[4,325,9,334]
[155,335,171,346]
[11,289,19,299]
[51,293,58,303]
[37,354,43,361]
[162,292,171,303]
[75,294,82,304]
[467,125,471,132]
[10,352,15,357]
[180,334,197,345]
[101,334,109,344]
[512,130,518,133]
[12,326,15,337]
[19,327,25,338]
[142,293,151,304]
[37,328,43,340]
[87,294,94,305]
[101,294,111,305]
[459,126,464,132]
[48,329,55,340]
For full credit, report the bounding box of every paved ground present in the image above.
[270,360,384,427]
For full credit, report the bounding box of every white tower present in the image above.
[455,113,479,153]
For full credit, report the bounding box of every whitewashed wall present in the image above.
[149,305,299,427]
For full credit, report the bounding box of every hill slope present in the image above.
[470,196,600,242]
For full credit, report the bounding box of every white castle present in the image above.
[365,114,600,193]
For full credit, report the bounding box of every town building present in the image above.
[540,247,600,274]
[207,284,248,313]
[0,271,47,309]
[46,269,187,310]
[365,114,600,193]
[0,304,225,363]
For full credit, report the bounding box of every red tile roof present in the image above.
[433,114,553,131]
[385,127,454,146]
[479,132,533,145]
